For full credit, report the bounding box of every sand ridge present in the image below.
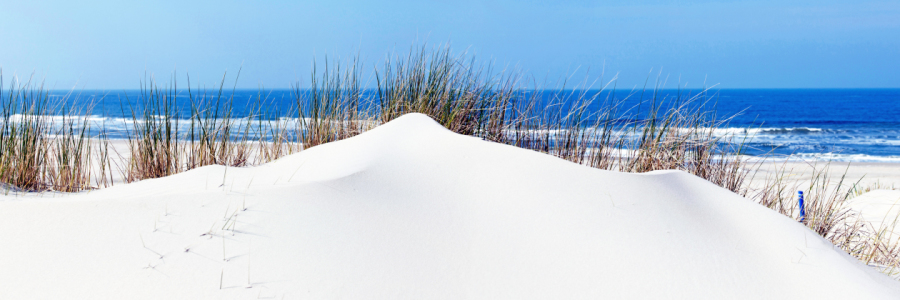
[0,113,899,299]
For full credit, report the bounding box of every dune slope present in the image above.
[1,113,899,299]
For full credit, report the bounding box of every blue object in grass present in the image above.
[798,191,805,223]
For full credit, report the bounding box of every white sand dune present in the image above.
[850,190,900,233]
[1,113,899,299]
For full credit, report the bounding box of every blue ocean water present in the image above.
[42,88,900,162]
[704,89,900,161]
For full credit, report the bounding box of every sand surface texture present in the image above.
[849,190,900,234]
[1,113,899,299]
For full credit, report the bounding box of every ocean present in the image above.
[39,88,900,163]
[704,89,900,162]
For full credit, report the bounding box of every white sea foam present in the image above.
[745,153,900,163]
[707,127,827,137]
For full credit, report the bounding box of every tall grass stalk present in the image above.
[185,71,253,169]
[121,77,184,182]
[0,72,107,192]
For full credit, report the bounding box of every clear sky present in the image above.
[1,0,898,89]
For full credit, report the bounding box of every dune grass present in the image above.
[295,46,752,196]
[121,72,258,182]
[103,45,751,196]
[0,72,110,192]
[251,90,298,164]
[120,77,184,182]
[185,72,255,169]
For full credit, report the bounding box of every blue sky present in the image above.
[0,0,898,89]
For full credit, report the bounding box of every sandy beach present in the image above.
[748,160,900,191]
